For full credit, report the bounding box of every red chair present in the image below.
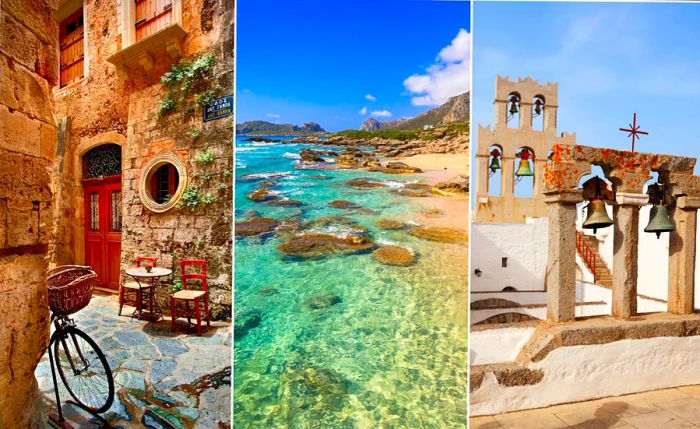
[169,259,210,335]
[118,257,157,316]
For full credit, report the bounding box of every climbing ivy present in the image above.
[177,185,217,212]
[156,52,220,119]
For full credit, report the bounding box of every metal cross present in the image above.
[619,112,648,152]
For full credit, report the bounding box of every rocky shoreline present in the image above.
[283,127,469,159]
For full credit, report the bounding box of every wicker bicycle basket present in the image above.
[47,265,97,316]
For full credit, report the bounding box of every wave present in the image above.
[283,152,301,160]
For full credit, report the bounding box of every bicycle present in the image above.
[46,265,115,424]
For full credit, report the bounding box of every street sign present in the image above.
[204,95,233,122]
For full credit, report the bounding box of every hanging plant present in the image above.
[156,52,220,119]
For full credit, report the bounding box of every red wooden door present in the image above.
[84,176,122,289]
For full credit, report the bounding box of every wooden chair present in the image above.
[169,259,210,335]
[118,256,157,316]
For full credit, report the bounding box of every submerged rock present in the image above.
[346,177,387,188]
[432,175,469,195]
[328,199,358,209]
[306,293,343,309]
[280,366,350,411]
[373,246,416,266]
[369,161,422,174]
[257,287,278,296]
[404,183,432,191]
[305,215,357,229]
[234,310,262,340]
[239,171,290,182]
[277,233,376,258]
[308,174,332,180]
[376,219,405,230]
[246,188,278,202]
[390,189,429,198]
[235,217,279,236]
[265,198,303,207]
[408,226,468,244]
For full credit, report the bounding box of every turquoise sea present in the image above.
[234,136,467,428]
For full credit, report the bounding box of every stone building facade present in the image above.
[0,1,58,427]
[51,0,233,317]
[1,0,232,425]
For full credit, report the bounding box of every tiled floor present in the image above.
[471,385,700,429]
[37,293,231,428]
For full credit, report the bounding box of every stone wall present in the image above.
[51,0,233,318]
[0,0,58,427]
[119,0,233,319]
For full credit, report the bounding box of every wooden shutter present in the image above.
[135,0,173,42]
[59,8,84,88]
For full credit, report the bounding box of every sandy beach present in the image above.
[395,152,470,184]
[394,152,471,230]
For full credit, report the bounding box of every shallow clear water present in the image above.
[234,136,467,428]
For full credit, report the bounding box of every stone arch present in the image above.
[488,144,503,196]
[474,312,538,325]
[507,91,521,128]
[532,95,545,131]
[471,298,521,310]
[514,146,535,197]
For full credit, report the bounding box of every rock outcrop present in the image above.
[235,217,279,236]
[277,233,377,258]
[432,175,470,196]
[408,226,468,244]
[369,162,423,174]
[373,246,416,266]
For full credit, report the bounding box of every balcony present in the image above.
[106,23,187,80]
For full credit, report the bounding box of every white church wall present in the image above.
[470,326,537,365]
[471,335,700,416]
[471,219,548,292]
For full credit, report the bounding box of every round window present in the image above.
[139,152,188,213]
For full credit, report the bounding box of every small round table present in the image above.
[125,267,173,320]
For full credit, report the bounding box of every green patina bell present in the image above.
[489,156,501,172]
[582,199,613,233]
[644,204,675,239]
[514,159,533,177]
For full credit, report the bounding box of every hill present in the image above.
[360,92,469,131]
[236,120,325,135]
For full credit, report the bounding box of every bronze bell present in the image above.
[534,99,543,115]
[582,199,613,233]
[489,156,501,172]
[509,100,519,114]
[515,159,533,177]
[644,204,675,239]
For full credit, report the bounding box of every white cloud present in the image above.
[404,28,470,106]
[266,113,280,118]
[365,94,377,102]
[359,107,368,115]
[371,110,392,117]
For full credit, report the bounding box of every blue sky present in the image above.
[474,1,700,172]
[236,0,470,131]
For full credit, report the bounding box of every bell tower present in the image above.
[475,76,576,223]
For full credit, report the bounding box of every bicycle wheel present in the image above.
[53,326,115,413]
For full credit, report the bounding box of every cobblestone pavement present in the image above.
[472,385,700,429]
[37,293,231,428]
